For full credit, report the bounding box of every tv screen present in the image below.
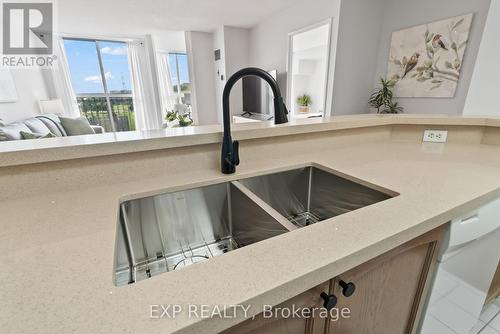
[242,70,277,115]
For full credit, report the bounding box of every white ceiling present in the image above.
[57,0,304,34]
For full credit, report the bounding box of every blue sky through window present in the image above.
[167,53,190,85]
[64,39,132,95]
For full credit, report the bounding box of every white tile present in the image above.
[479,326,500,334]
[470,320,486,334]
[428,290,444,306]
[448,282,485,317]
[493,297,500,309]
[434,268,460,296]
[430,297,478,334]
[480,303,500,323]
[489,313,500,331]
[420,315,457,334]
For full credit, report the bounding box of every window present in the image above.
[167,52,191,106]
[63,38,135,132]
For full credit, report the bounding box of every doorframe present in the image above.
[286,17,334,119]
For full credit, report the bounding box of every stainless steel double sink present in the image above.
[114,166,395,286]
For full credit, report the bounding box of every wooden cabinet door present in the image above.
[223,281,330,334]
[326,226,445,334]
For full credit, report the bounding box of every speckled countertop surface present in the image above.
[2,116,500,333]
[3,113,500,167]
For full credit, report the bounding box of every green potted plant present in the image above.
[381,101,404,114]
[369,77,403,114]
[177,113,193,127]
[165,110,177,122]
[297,94,312,113]
[164,110,194,128]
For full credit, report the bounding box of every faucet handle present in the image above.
[232,141,240,166]
[283,102,289,115]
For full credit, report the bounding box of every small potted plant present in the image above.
[177,113,193,127]
[166,110,177,122]
[369,77,403,114]
[297,94,312,113]
[164,109,194,128]
[381,101,404,114]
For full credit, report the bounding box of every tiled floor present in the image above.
[472,298,500,334]
[421,268,495,334]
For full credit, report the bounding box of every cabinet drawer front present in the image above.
[327,226,446,334]
[328,244,430,333]
[223,281,330,334]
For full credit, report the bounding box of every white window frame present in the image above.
[61,35,135,132]
[165,51,191,104]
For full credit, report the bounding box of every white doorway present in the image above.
[287,19,333,119]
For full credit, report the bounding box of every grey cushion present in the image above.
[36,114,67,137]
[0,123,32,141]
[20,131,56,139]
[0,119,4,126]
[59,116,95,136]
[23,118,52,135]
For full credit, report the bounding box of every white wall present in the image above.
[463,0,500,116]
[331,0,386,116]
[212,26,227,124]
[190,26,251,124]
[154,31,186,52]
[373,0,491,115]
[248,0,341,116]
[0,69,51,123]
[223,26,251,116]
[185,31,218,125]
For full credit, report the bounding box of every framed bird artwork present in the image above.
[386,13,473,98]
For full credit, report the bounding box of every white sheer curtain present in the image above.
[127,41,162,130]
[51,35,79,116]
[157,53,176,114]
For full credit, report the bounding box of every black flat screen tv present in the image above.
[242,69,277,115]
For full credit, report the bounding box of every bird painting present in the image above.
[402,53,420,79]
[432,34,448,51]
[386,14,473,97]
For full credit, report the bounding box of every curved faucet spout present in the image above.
[221,67,289,174]
[222,67,288,135]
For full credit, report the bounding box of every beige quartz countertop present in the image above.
[2,116,500,333]
[3,113,500,167]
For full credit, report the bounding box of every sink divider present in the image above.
[230,181,298,232]
[119,205,137,284]
[227,183,234,241]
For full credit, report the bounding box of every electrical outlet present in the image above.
[423,130,448,143]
